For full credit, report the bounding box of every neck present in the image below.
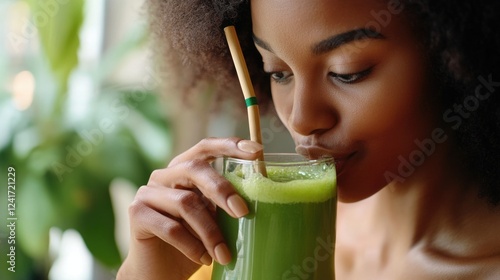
[365,141,483,254]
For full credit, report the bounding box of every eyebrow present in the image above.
[253,34,274,53]
[253,28,384,55]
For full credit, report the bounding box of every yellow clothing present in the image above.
[188,265,212,280]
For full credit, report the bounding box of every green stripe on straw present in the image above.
[245,97,258,107]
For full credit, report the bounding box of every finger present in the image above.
[139,186,223,245]
[137,187,231,264]
[149,160,249,218]
[133,186,232,264]
[128,201,213,265]
[168,137,263,167]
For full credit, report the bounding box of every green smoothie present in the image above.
[212,156,336,280]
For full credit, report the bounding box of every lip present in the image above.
[332,156,352,176]
[295,145,356,176]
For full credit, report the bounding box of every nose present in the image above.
[288,80,338,136]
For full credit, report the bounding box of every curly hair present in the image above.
[147,0,500,204]
[146,0,268,112]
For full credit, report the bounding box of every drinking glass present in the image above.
[211,153,337,280]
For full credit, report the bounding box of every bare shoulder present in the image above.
[407,242,500,280]
[334,198,500,279]
[410,203,500,279]
[454,202,500,258]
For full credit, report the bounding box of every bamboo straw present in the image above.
[224,25,267,176]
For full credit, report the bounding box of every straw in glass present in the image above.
[224,25,267,176]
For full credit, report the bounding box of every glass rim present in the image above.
[224,153,335,166]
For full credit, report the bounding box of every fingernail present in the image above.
[214,243,231,265]
[237,140,263,153]
[227,194,249,218]
[200,252,212,266]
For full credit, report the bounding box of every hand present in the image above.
[117,137,263,280]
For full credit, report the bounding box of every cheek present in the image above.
[347,51,433,143]
[271,85,293,127]
[338,52,436,199]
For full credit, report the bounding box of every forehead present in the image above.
[250,0,407,48]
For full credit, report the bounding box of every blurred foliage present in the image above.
[0,0,171,278]
[27,0,84,97]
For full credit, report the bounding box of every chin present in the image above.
[336,175,387,203]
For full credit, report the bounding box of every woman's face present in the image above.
[251,0,440,202]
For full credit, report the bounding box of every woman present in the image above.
[117,0,500,279]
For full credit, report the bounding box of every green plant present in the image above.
[0,0,170,278]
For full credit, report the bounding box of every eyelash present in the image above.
[266,67,373,85]
[328,67,373,84]
[268,71,293,84]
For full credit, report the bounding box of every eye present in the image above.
[329,67,373,84]
[267,71,293,85]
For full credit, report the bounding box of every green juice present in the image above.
[212,158,336,280]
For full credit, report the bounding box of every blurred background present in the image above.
[0,0,294,279]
